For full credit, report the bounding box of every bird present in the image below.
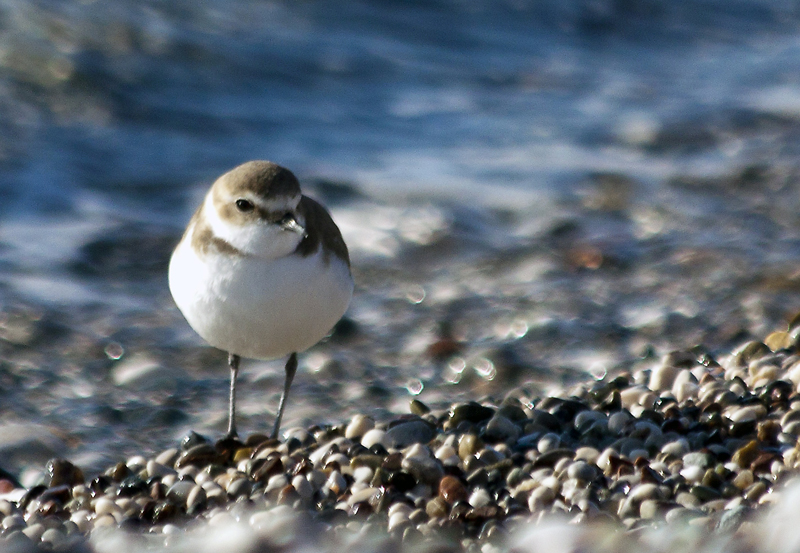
[168,160,353,440]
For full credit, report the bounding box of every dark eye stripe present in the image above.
[235,199,254,212]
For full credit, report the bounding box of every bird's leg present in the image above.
[225,353,241,439]
[271,352,297,439]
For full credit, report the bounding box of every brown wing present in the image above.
[295,196,350,268]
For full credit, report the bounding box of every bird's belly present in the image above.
[169,242,353,359]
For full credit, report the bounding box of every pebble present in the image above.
[439,475,467,504]
[345,415,374,440]
[361,429,388,449]
[468,488,491,509]
[537,433,561,454]
[385,420,435,448]
[2,514,25,531]
[22,523,45,541]
[484,415,521,442]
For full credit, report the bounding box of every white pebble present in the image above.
[353,466,373,484]
[361,429,387,449]
[469,488,491,509]
[195,471,211,485]
[434,445,457,461]
[291,475,314,499]
[70,511,92,534]
[346,415,375,439]
[2,514,24,530]
[126,455,147,472]
[40,528,65,547]
[265,474,288,494]
[326,471,347,495]
[155,448,179,467]
[23,522,45,541]
[348,486,380,505]
[680,465,704,483]
[92,514,116,528]
[94,497,120,517]
[729,405,767,423]
[387,511,408,532]
[528,486,555,510]
[388,503,412,518]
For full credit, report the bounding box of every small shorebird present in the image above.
[169,161,353,439]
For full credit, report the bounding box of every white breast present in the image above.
[168,232,353,360]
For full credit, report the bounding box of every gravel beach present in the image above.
[4,316,800,552]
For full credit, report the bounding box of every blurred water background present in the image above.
[1,0,800,477]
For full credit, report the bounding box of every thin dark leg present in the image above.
[271,352,297,439]
[226,353,241,438]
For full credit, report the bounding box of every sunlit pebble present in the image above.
[104,342,124,360]
[405,378,424,395]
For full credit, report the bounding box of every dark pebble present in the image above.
[449,403,495,426]
[117,476,148,498]
[176,444,220,469]
[47,459,84,488]
[181,431,211,450]
[385,420,435,448]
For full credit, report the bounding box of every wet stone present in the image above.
[166,481,195,505]
[47,459,84,488]
[438,476,467,504]
[117,476,148,497]
[181,431,210,450]
[176,444,220,469]
[409,399,431,416]
[483,415,521,443]
[385,420,435,448]
[732,440,760,468]
[743,481,767,502]
[402,454,443,485]
[533,449,574,468]
[38,485,71,505]
[458,434,482,459]
[690,485,722,502]
[449,403,495,426]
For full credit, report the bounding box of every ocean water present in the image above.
[1,0,800,473]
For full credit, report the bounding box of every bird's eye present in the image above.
[279,213,295,225]
[235,199,254,212]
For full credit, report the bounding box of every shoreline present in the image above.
[4,316,800,551]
